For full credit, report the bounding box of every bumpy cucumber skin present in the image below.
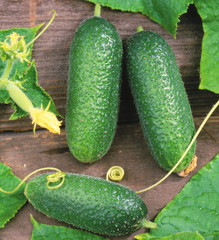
[66,17,122,163]
[25,173,147,236]
[125,31,196,172]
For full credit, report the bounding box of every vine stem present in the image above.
[137,26,144,32]
[0,60,13,89]
[136,100,219,194]
[94,3,101,17]
[0,167,63,194]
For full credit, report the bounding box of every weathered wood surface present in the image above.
[0,0,219,240]
[0,121,218,240]
[0,0,218,132]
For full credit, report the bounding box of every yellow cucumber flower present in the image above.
[30,101,62,134]
[0,32,30,62]
[7,82,62,134]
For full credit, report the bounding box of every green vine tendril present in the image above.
[26,10,56,48]
[46,171,66,189]
[136,100,219,193]
[106,166,124,181]
[0,167,66,194]
[105,100,219,194]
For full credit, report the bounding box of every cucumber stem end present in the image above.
[94,3,101,17]
[137,26,144,32]
[141,219,158,229]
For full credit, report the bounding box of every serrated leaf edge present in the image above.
[85,0,194,36]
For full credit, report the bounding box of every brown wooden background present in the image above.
[0,1,218,240]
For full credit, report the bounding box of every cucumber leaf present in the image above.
[194,0,219,94]
[141,153,219,239]
[9,61,61,120]
[0,25,43,80]
[0,162,27,228]
[0,25,43,104]
[86,0,193,36]
[135,231,204,240]
[30,215,110,240]
[0,24,61,120]
[202,232,219,240]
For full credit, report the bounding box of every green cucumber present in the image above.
[66,15,122,163]
[25,173,148,236]
[125,30,196,172]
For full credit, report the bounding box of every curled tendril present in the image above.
[0,167,65,195]
[106,166,125,182]
[46,172,66,189]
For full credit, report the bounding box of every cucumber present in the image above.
[125,30,196,172]
[66,16,122,163]
[25,173,148,236]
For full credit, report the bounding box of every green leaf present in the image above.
[0,24,61,121]
[30,215,110,240]
[202,232,219,240]
[0,24,42,104]
[135,231,204,240]
[0,162,27,228]
[194,0,219,93]
[0,25,43,79]
[9,61,61,120]
[147,153,219,238]
[86,0,193,36]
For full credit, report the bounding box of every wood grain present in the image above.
[0,0,218,132]
[0,1,219,239]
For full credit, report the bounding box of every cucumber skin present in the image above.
[66,17,122,163]
[25,173,147,236]
[125,31,196,172]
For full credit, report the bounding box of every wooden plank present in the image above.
[0,121,218,239]
[0,0,219,239]
[0,0,218,132]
